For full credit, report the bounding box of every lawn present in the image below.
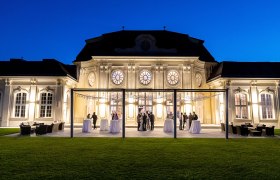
[0,128,20,136]
[0,137,279,180]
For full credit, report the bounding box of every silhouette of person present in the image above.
[91,112,98,129]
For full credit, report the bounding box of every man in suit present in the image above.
[188,113,193,128]
[193,111,198,120]
[150,112,155,130]
[183,112,188,129]
[142,113,147,131]
[137,113,141,131]
[92,112,98,129]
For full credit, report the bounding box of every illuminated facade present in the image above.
[0,30,280,128]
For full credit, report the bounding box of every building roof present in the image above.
[208,61,280,82]
[75,30,216,62]
[0,59,77,80]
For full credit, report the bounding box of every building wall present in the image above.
[0,77,75,127]
[74,56,216,126]
[208,79,280,128]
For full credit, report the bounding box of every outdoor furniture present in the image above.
[109,120,120,133]
[265,126,275,136]
[100,119,109,131]
[249,129,262,136]
[20,125,34,135]
[239,125,249,136]
[52,123,60,132]
[46,124,54,133]
[189,120,201,134]
[228,124,237,134]
[35,124,48,135]
[163,119,173,133]
[82,119,92,133]
[58,122,65,130]
[220,123,225,132]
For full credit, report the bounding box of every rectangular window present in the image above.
[40,92,53,117]
[110,92,122,116]
[260,93,273,119]
[14,92,27,118]
[234,93,248,119]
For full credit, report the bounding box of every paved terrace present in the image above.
[6,124,279,138]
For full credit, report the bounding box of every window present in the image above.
[110,92,122,116]
[40,92,53,117]
[260,93,274,119]
[138,92,153,113]
[111,70,124,85]
[139,69,152,85]
[234,93,248,119]
[14,92,27,118]
[167,70,179,85]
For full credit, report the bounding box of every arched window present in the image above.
[14,92,27,118]
[39,92,53,117]
[259,92,274,119]
[234,93,248,119]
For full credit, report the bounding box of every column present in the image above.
[251,81,259,124]
[1,79,11,127]
[28,79,37,122]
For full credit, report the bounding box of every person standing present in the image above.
[137,113,141,131]
[150,112,155,130]
[188,112,193,128]
[179,112,183,130]
[142,113,147,131]
[92,112,98,129]
[193,112,198,120]
[183,113,188,129]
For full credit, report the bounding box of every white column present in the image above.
[1,79,11,127]
[28,80,37,122]
[251,82,259,124]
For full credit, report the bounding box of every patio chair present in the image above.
[35,124,48,135]
[265,126,275,136]
[46,124,54,133]
[236,126,242,135]
[240,125,249,136]
[20,125,32,135]
[58,122,65,130]
[220,123,225,132]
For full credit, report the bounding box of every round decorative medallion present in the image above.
[88,72,95,87]
[167,70,179,85]
[139,69,152,85]
[111,70,124,85]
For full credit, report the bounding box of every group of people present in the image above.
[177,111,198,130]
[137,111,155,131]
[86,112,98,129]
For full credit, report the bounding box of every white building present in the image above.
[0,30,279,128]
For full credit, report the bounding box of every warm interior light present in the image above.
[157,104,163,118]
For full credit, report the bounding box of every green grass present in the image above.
[275,129,280,135]
[0,128,20,136]
[0,137,280,180]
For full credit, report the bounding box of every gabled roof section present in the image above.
[75,30,215,62]
[0,59,77,80]
[207,61,280,82]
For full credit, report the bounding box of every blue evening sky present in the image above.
[1,0,280,64]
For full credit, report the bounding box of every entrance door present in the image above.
[138,92,153,114]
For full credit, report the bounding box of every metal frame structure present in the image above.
[70,88,229,139]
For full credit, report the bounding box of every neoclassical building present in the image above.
[0,30,279,128]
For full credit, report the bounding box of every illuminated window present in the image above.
[260,93,274,119]
[111,70,124,85]
[110,92,122,116]
[167,70,179,85]
[139,69,152,85]
[14,92,27,118]
[40,92,53,117]
[234,93,248,119]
